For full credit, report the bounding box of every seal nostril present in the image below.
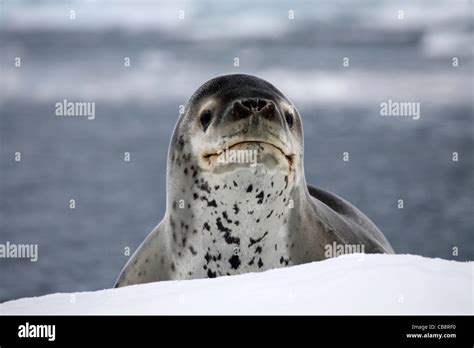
[258,103,276,120]
[241,100,252,110]
[233,101,253,119]
[240,98,269,111]
[257,99,267,110]
[200,110,212,131]
[285,111,294,129]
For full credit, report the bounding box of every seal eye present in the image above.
[285,111,294,129]
[200,110,212,131]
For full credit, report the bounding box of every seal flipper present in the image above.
[114,221,171,288]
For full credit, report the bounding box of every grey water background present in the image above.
[0,0,473,303]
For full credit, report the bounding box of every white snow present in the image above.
[1,254,472,315]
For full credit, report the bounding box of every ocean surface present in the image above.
[1,0,473,302]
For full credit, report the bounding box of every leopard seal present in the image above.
[114,74,393,287]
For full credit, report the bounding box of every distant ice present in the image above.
[1,254,471,315]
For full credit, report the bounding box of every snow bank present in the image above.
[1,254,472,315]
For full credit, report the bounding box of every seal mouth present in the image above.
[202,140,295,170]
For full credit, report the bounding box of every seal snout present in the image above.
[197,95,297,173]
[238,98,269,112]
[232,98,280,124]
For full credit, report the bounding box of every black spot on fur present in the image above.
[258,258,264,268]
[229,255,241,270]
[199,181,211,194]
[203,222,210,231]
[216,217,231,233]
[266,210,274,218]
[184,168,188,175]
[208,199,217,207]
[207,269,217,278]
[177,135,185,151]
[256,191,264,204]
[255,246,262,254]
[216,217,240,245]
[223,211,232,223]
[233,180,238,187]
[233,203,240,214]
[279,256,290,265]
[200,195,218,207]
[246,184,253,192]
[214,185,220,190]
[248,231,268,247]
